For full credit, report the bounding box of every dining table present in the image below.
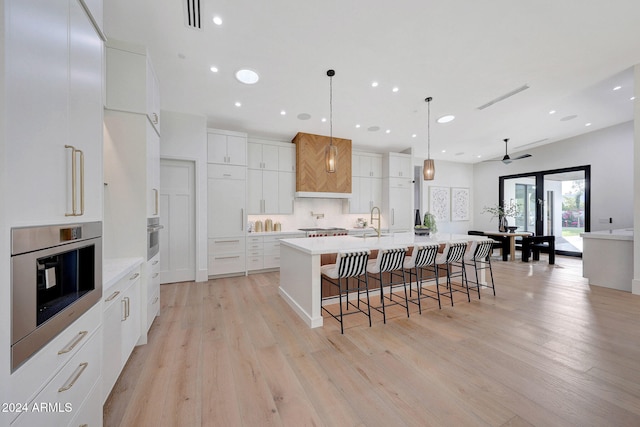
[483,231,533,262]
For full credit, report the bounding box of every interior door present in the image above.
[160,159,195,283]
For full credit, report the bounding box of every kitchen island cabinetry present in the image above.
[581,229,634,292]
[5,0,104,226]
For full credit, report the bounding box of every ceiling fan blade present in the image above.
[511,153,532,161]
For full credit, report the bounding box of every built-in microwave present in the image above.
[10,221,102,371]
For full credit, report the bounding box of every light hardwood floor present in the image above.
[104,256,640,426]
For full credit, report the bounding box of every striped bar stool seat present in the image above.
[435,241,470,306]
[404,243,441,313]
[464,239,496,299]
[320,249,371,334]
[366,246,409,324]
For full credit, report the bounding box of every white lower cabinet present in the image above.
[247,233,304,272]
[208,237,246,276]
[10,306,102,427]
[146,254,161,331]
[102,265,142,403]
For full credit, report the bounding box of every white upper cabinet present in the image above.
[147,122,161,218]
[354,153,383,177]
[248,142,279,170]
[348,152,383,213]
[278,145,296,172]
[246,139,295,214]
[385,152,412,178]
[208,132,247,166]
[5,0,104,225]
[105,39,161,135]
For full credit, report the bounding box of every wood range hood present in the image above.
[292,132,352,198]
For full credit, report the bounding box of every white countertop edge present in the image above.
[581,229,633,241]
[103,257,145,290]
[247,231,306,236]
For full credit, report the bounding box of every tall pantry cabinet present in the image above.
[3,0,106,425]
[207,129,248,276]
[103,39,161,344]
[382,152,414,232]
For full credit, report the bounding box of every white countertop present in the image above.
[580,228,633,241]
[103,257,144,290]
[247,230,306,236]
[280,233,484,255]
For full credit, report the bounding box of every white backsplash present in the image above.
[248,198,372,232]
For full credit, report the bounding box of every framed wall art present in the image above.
[428,186,450,222]
[451,187,470,221]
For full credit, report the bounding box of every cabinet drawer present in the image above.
[147,287,160,330]
[264,241,280,253]
[247,236,263,244]
[389,177,412,188]
[247,256,264,271]
[264,254,281,269]
[208,237,246,254]
[10,303,101,412]
[207,163,245,180]
[247,241,263,251]
[68,378,103,427]
[12,329,102,427]
[208,254,246,275]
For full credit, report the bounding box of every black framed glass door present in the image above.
[499,165,590,257]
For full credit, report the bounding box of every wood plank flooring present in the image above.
[104,256,640,426]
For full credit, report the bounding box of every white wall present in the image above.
[159,110,208,282]
[633,64,640,295]
[473,121,634,233]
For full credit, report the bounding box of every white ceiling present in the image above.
[104,0,639,163]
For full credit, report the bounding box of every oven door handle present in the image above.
[147,225,165,233]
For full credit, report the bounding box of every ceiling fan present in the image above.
[487,138,532,164]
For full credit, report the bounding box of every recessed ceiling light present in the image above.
[437,115,455,124]
[371,81,379,88]
[613,86,622,91]
[441,150,446,153]
[213,16,222,25]
[235,69,259,84]
[210,66,219,73]
[477,155,482,158]
[585,122,592,127]
[234,101,241,107]
[411,134,417,138]
[355,124,361,128]
[321,118,327,122]
[631,96,636,101]
[280,110,286,116]
[385,129,391,134]
[549,110,556,115]
[392,87,399,93]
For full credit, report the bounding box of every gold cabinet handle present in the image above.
[152,260,159,265]
[58,331,88,355]
[153,296,159,304]
[105,290,120,302]
[152,273,159,278]
[58,362,88,392]
[64,145,84,216]
[121,299,127,321]
[154,188,159,215]
[129,272,140,280]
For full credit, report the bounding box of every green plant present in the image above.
[482,200,520,220]
[423,212,437,232]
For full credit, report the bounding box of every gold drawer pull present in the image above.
[129,272,140,280]
[58,331,88,355]
[58,362,88,392]
[152,260,159,265]
[153,296,159,304]
[105,290,120,302]
[152,273,159,278]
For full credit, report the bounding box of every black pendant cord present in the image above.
[426,96,432,159]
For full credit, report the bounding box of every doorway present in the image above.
[160,159,196,283]
[499,165,590,257]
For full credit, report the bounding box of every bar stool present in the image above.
[366,246,408,324]
[320,249,371,334]
[403,243,441,313]
[464,239,496,299]
[435,241,470,306]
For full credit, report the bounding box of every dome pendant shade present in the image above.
[423,158,435,180]
[325,143,337,173]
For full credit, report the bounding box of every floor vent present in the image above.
[184,0,201,29]
[477,84,530,110]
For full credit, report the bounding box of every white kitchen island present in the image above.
[279,233,486,328]
[581,228,634,292]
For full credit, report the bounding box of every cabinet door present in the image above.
[207,133,228,164]
[359,177,372,213]
[389,154,412,178]
[279,145,295,172]
[146,58,160,132]
[371,178,383,211]
[102,290,123,402]
[121,279,141,362]
[147,123,160,217]
[262,144,279,170]
[370,156,383,178]
[247,169,263,214]
[208,178,246,237]
[247,142,262,169]
[352,154,362,177]
[226,135,247,165]
[349,177,362,213]
[262,170,279,213]
[278,172,295,214]
[389,186,412,231]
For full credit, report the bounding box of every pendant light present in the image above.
[325,69,337,173]
[423,96,436,180]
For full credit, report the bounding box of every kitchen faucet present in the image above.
[371,206,381,238]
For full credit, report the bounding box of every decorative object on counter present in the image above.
[356,218,368,228]
[254,220,263,232]
[274,222,281,231]
[265,218,273,232]
[415,208,421,226]
[423,212,437,233]
[248,221,254,232]
[507,226,518,233]
[482,200,520,232]
[325,69,338,173]
[423,96,436,180]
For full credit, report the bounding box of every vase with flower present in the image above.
[482,200,520,232]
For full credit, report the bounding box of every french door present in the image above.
[499,165,590,256]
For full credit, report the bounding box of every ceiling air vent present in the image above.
[477,84,530,110]
[184,0,201,29]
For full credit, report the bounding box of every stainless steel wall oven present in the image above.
[11,221,102,371]
[147,217,163,260]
